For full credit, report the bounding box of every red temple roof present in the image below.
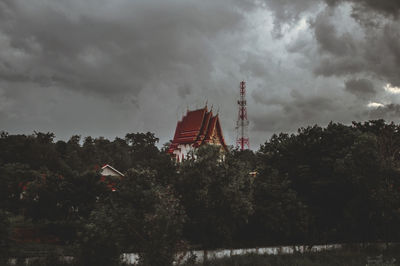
[168,106,227,154]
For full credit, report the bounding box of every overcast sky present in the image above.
[0,0,400,149]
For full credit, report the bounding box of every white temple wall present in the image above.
[173,144,194,162]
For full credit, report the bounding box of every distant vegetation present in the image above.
[1,119,400,265]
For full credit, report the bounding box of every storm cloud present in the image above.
[368,104,400,120]
[345,78,376,98]
[0,0,399,149]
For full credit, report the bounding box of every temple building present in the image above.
[168,106,227,162]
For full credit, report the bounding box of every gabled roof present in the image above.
[168,106,227,154]
[101,164,124,177]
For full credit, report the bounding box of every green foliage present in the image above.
[175,145,254,249]
[22,170,107,222]
[76,204,123,266]
[250,168,310,245]
[257,120,400,244]
[76,168,186,266]
[2,120,400,257]
[0,209,10,261]
[0,163,38,213]
[119,169,186,266]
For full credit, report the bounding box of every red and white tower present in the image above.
[236,81,250,150]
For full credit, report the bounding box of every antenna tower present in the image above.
[236,81,250,150]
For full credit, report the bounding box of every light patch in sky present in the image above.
[295,18,308,31]
[367,102,384,108]
[384,83,400,94]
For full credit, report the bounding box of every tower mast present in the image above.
[236,81,250,150]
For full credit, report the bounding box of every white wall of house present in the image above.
[101,167,121,177]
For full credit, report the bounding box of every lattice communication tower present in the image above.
[236,81,250,150]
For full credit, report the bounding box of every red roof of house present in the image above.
[168,106,227,154]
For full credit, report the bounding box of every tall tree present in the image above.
[77,168,185,266]
[175,145,253,248]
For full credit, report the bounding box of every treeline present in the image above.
[1,120,400,265]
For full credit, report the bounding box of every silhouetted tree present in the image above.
[175,145,253,248]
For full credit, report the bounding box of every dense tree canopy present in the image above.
[173,145,253,248]
[1,120,400,264]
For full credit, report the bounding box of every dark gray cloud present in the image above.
[252,93,338,132]
[263,0,400,32]
[0,0,259,144]
[247,0,400,146]
[313,16,400,85]
[368,104,400,120]
[328,0,400,16]
[263,0,400,85]
[262,0,320,37]
[177,84,192,99]
[345,78,376,98]
[0,0,400,149]
[313,12,356,56]
[0,0,249,98]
